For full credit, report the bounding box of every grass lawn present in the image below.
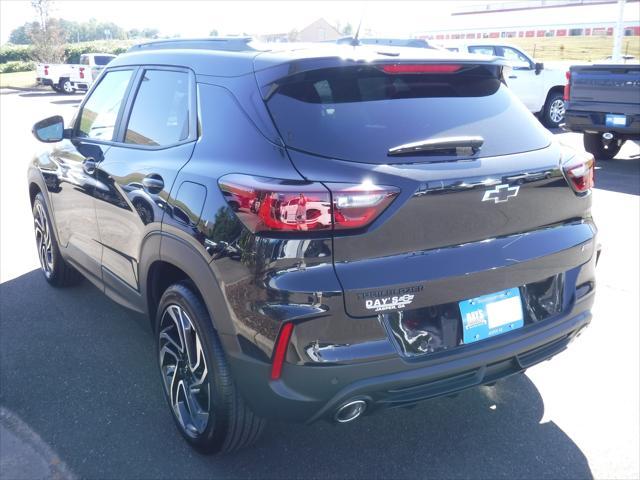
[509,36,640,61]
[0,70,38,90]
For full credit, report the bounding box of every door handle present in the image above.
[142,174,164,193]
[508,75,518,79]
[82,158,97,175]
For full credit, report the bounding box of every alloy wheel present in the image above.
[33,202,54,276]
[549,98,565,124]
[62,80,74,94]
[159,304,211,437]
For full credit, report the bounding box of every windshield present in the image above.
[266,65,551,163]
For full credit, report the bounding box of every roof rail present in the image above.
[127,37,257,53]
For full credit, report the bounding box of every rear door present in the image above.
[94,67,197,293]
[495,45,543,111]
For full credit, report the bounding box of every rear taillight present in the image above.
[562,149,594,193]
[218,174,399,233]
[380,64,462,74]
[271,322,294,380]
[44,65,49,76]
[563,71,571,101]
[79,67,85,79]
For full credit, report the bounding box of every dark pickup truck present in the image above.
[564,64,640,159]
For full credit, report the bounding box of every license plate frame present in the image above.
[459,287,524,345]
[605,114,627,128]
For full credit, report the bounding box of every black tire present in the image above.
[583,132,622,160]
[156,282,265,454]
[32,193,82,287]
[542,91,565,128]
[58,78,74,94]
[51,85,61,93]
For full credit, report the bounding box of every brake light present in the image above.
[271,322,294,380]
[381,64,462,74]
[563,151,594,193]
[44,65,49,76]
[218,174,399,233]
[79,67,85,79]
[563,71,571,101]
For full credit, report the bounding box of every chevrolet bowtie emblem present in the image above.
[482,184,520,203]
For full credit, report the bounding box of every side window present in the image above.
[124,70,190,147]
[77,69,133,141]
[501,47,531,65]
[468,46,495,56]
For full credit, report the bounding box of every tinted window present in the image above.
[77,69,133,140]
[125,70,189,146]
[94,55,115,66]
[80,55,89,65]
[266,65,551,163]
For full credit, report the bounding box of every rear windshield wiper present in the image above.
[388,136,484,157]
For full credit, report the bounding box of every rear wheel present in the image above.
[542,92,565,128]
[51,85,61,93]
[32,193,82,286]
[583,132,622,160]
[156,282,265,454]
[58,78,74,94]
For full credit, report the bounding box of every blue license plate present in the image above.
[459,288,524,344]
[605,114,627,128]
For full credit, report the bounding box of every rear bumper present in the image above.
[564,106,640,138]
[223,295,593,423]
[36,77,53,87]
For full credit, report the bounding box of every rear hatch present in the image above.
[259,50,592,317]
[569,64,640,104]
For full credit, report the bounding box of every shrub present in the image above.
[0,61,36,74]
[0,44,34,63]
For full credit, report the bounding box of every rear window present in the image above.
[266,65,551,163]
[94,55,115,66]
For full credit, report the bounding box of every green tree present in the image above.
[342,22,353,36]
[210,29,219,37]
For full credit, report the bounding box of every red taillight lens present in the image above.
[271,322,294,380]
[79,67,85,79]
[563,151,595,193]
[44,65,49,75]
[218,174,399,233]
[563,71,571,101]
[326,182,399,230]
[380,64,462,74]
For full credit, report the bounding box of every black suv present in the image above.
[28,38,599,453]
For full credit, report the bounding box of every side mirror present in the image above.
[32,115,65,143]
[535,62,544,75]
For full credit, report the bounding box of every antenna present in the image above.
[351,7,365,46]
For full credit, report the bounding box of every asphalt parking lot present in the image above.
[1,87,639,479]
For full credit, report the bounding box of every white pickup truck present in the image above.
[439,42,568,127]
[36,53,116,94]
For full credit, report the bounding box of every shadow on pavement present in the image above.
[18,91,83,99]
[0,270,593,479]
[594,156,640,196]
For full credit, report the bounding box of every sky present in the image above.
[0,0,461,43]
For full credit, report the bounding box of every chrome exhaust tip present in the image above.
[334,400,367,423]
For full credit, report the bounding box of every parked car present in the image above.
[35,53,115,94]
[28,38,599,454]
[563,63,640,159]
[68,53,117,91]
[336,37,441,49]
[439,42,568,127]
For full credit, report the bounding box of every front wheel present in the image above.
[583,132,623,160]
[542,92,565,128]
[156,282,265,454]
[32,193,82,286]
